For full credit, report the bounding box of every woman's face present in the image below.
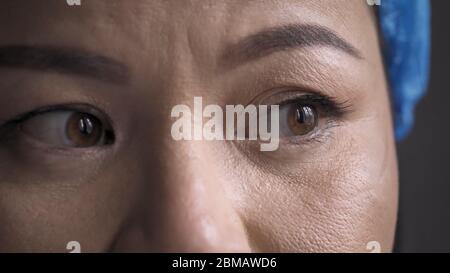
[0,0,398,252]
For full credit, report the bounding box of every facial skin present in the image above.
[0,0,398,252]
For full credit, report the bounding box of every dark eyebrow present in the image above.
[222,24,363,69]
[0,45,130,84]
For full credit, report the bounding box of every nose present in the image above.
[111,141,252,252]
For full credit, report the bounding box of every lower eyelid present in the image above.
[279,119,341,146]
[12,128,112,157]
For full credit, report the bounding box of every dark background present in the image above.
[395,0,450,253]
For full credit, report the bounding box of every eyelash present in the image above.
[277,93,352,118]
[8,104,93,122]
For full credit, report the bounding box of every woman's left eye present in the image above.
[18,110,114,148]
[279,102,319,137]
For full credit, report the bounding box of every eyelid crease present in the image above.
[0,103,114,132]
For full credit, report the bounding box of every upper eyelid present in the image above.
[250,85,337,103]
[255,88,353,118]
[279,95,351,116]
[6,103,111,124]
[277,94,329,106]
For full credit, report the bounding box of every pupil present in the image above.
[78,116,94,135]
[296,105,314,125]
[66,112,108,147]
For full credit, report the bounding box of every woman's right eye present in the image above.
[18,110,115,148]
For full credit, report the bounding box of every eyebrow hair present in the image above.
[222,24,363,68]
[0,45,130,84]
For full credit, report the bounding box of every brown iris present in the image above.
[66,112,103,147]
[287,104,318,135]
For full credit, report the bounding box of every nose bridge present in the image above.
[157,141,251,252]
[114,140,251,252]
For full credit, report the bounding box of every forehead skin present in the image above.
[0,0,397,252]
[0,0,375,77]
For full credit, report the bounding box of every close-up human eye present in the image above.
[5,106,115,149]
[277,94,349,141]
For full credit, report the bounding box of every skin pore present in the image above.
[0,0,398,252]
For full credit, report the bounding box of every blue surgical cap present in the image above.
[379,0,431,140]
